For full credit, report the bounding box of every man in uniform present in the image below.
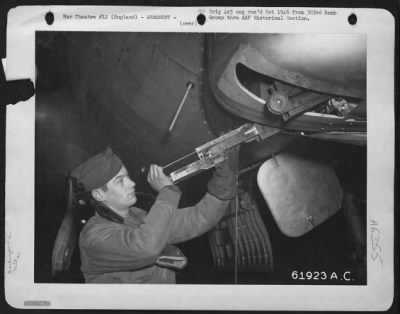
[71,147,238,283]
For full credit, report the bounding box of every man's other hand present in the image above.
[207,145,240,201]
[147,165,174,192]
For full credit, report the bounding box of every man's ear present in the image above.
[91,188,106,202]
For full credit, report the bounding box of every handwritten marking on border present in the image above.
[6,231,20,274]
[370,219,383,268]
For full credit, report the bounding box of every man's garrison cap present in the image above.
[71,147,123,190]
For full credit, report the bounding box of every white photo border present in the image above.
[5,5,395,311]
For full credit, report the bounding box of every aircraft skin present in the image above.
[35,32,367,284]
[207,34,366,136]
[37,32,366,176]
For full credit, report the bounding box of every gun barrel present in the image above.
[169,124,261,183]
[196,124,259,154]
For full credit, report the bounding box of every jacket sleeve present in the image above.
[165,192,230,245]
[80,186,182,273]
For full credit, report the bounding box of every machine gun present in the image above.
[162,124,277,183]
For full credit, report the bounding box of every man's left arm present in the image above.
[166,146,239,244]
[166,193,230,244]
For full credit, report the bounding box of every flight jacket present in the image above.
[79,185,229,283]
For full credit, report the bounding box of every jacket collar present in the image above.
[94,202,125,224]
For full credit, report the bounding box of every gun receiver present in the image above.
[165,124,263,183]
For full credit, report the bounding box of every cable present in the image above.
[234,174,239,285]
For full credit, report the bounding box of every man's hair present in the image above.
[87,184,109,210]
[98,184,108,193]
[75,181,108,208]
[89,184,108,205]
[74,181,123,222]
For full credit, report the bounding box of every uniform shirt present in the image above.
[79,186,230,283]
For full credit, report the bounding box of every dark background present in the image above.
[33,30,367,285]
[1,0,398,313]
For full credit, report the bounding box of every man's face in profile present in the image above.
[95,166,137,210]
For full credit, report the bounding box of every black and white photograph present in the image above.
[4,6,395,311]
[35,31,368,285]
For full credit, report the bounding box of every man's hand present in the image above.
[207,145,240,200]
[147,165,174,192]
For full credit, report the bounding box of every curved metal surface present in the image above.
[66,32,214,174]
[208,34,367,133]
[257,153,343,237]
